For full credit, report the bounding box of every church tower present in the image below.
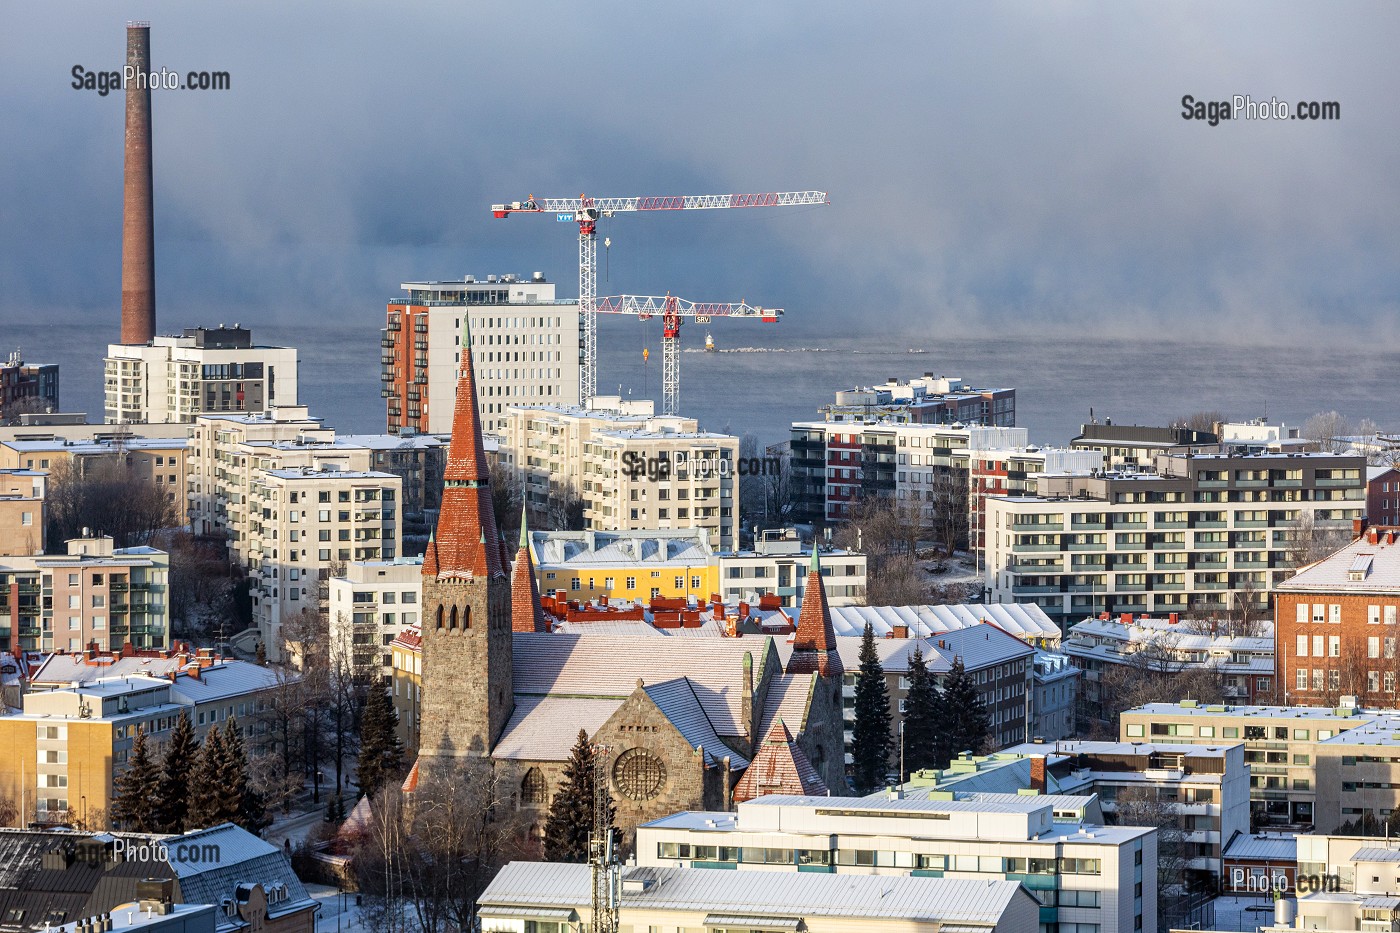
[511,505,548,633]
[418,318,513,763]
[786,545,843,678]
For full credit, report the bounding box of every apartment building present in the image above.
[503,399,740,549]
[717,529,867,607]
[247,468,400,660]
[0,535,168,653]
[1032,651,1080,741]
[104,326,298,424]
[1274,523,1400,707]
[0,351,59,421]
[0,469,45,556]
[968,445,1104,555]
[1115,700,1400,830]
[381,275,580,435]
[327,557,423,680]
[819,374,1017,427]
[389,624,421,755]
[0,662,278,828]
[530,528,715,604]
[1367,467,1400,526]
[1069,422,1218,470]
[638,793,1152,933]
[984,451,1367,624]
[1063,613,1276,722]
[910,740,1247,892]
[1,434,189,523]
[480,861,1040,933]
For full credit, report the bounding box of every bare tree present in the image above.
[352,783,413,933]
[1085,632,1227,733]
[44,457,176,552]
[1284,511,1351,569]
[166,531,235,641]
[1113,787,1202,933]
[1304,410,1353,453]
[1172,410,1225,435]
[927,469,970,556]
[861,553,932,606]
[489,459,523,544]
[545,481,586,531]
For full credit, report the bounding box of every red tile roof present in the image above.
[732,717,829,803]
[787,549,842,677]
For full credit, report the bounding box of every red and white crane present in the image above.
[594,294,781,417]
[491,191,827,409]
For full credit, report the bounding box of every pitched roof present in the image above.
[787,549,840,678]
[733,718,828,802]
[511,633,768,738]
[424,317,503,579]
[759,673,814,738]
[511,509,547,633]
[170,824,313,922]
[1277,528,1400,593]
[829,603,1060,643]
[644,678,748,769]
[492,696,622,761]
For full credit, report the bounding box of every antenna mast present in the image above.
[589,742,619,933]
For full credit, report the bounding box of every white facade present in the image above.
[1032,651,1080,741]
[382,276,580,435]
[104,327,298,424]
[328,557,423,680]
[717,530,867,607]
[638,793,1155,933]
[247,468,401,660]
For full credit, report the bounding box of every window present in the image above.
[1370,637,1381,659]
[1297,635,1308,657]
[1296,669,1308,691]
[1313,669,1324,691]
[625,577,636,589]
[1329,669,1340,689]
[1126,723,1144,737]
[520,768,547,806]
[1388,606,1398,625]
[1331,604,1342,623]
[1371,605,1382,624]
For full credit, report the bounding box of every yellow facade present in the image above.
[536,561,719,604]
[390,635,422,756]
[0,716,114,830]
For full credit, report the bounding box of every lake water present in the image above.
[7,316,1396,449]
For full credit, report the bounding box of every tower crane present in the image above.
[491,191,827,408]
[595,294,781,417]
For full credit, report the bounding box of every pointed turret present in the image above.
[424,316,503,579]
[732,718,829,804]
[511,505,547,632]
[787,544,842,677]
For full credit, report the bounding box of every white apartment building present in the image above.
[1032,651,1080,742]
[381,275,580,435]
[503,399,740,550]
[327,557,423,680]
[984,451,1366,624]
[638,793,1155,933]
[247,467,400,660]
[716,528,867,607]
[104,326,298,424]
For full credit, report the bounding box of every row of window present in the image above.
[653,842,1103,875]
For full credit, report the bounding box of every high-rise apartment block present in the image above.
[104,326,298,424]
[503,399,741,550]
[984,452,1365,624]
[381,275,580,436]
[0,352,59,422]
[819,374,1016,426]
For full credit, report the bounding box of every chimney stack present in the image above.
[1029,755,1046,793]
[121,22,156,346]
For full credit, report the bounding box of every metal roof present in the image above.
[491,696,622,761]
[644,678,749,769]
[1223,833,1298,861]
[829,603,1059,642]
[1278,532,1400,593]
[1352,847,1400,863]
[480,861,1030,924]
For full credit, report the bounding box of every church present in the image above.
[409,319,847,840]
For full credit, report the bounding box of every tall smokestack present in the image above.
[121,22,155,346]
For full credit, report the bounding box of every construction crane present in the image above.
[595,294,781,417]
[491,191,827,408]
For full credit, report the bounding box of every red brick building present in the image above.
[1275,523,1400,706]
[1368,467,1400,527]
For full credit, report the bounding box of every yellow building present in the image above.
[530,529,718,604]
[0,433,190,524]
[389,624,422,756]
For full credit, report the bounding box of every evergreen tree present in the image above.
[110,729,161,832]
[221,718,268,833]
[543,729,613,863]
[900,645,943,778]
[850,623,893,794]
[255,641,267,666]
[187,724,227,829]
[155,711,198,833]
[356,678,403,800]
[941,657,990,762]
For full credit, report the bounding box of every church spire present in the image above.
[787,544,842,677]
[424,315,503,579]
[511,504,547,632]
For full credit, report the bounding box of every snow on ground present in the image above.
[1209,894,1284,933]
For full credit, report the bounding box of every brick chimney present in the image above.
[1029,755,1046,793]
[121,23,156,345]
[891,624,909,639]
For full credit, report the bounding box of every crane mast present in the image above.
[594,295,782,417]
[491,190,826,408]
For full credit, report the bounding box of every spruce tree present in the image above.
[155,711,197,833]
[110,729,161,832]
[900,645,943,779]
[355,678,403,800]
[850,623,893,794]
[221,718,268,832]
[543,729,613,863]
[941,657,991,762]
[187,724,227,829]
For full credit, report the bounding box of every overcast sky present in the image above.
[2,1,1397,344]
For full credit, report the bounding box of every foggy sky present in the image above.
[2,1,1397,344]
